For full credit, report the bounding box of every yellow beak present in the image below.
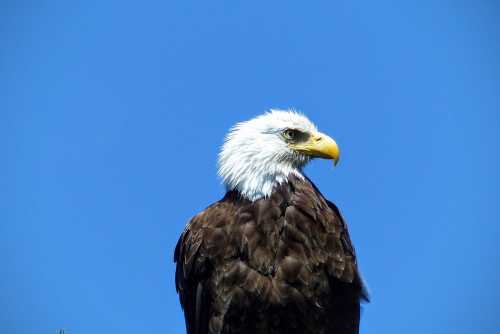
[290,132,340,166]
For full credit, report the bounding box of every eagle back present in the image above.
[174,175,366,334]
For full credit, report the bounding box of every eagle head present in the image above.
[218,109,339,201]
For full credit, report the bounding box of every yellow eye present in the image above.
[283,129,297,140]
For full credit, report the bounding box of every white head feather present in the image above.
[218,109,318,201]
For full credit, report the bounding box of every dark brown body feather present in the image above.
[174,175,367,334]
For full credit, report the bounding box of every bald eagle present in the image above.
[174,110,368,334]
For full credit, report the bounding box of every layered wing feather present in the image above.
[174,175,366,334]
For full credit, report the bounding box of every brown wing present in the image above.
[174,214,207,334]
[174,195,240,334]
[286,175,367,334]
[174,176,367,334]
[325,198,369,302]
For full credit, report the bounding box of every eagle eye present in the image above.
[282,129,300,141]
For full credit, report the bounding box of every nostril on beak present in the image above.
[315,136,322,142]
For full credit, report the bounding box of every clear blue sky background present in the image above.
[2,1,499,333]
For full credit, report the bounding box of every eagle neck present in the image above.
[222,164,305,202]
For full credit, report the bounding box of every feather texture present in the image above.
[174,175,367,334]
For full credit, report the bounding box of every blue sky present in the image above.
[2,1,499,333]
